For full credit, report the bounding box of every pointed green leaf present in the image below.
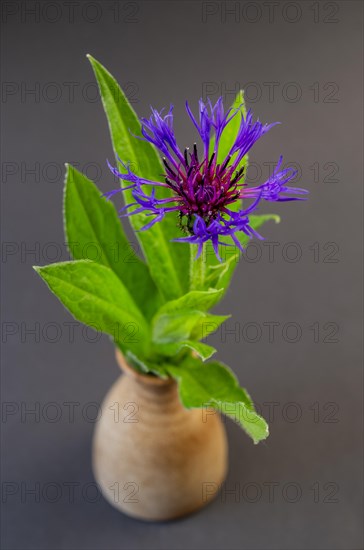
[204,91,250,276]
[168,358,253,408]
[87,55,189,301]
[34,260,150,356]
[168,358,268,444]
[64,164,162,319]
[153,311,205,344]
[190,313,230,340]
[152,309,229,344]
[213,400,269,444]
[154,288,224,317]
[212,90,248,167]
[209,90,249,214]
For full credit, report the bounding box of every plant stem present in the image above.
[190,244,205,291]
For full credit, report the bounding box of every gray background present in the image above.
[1,1,363,549]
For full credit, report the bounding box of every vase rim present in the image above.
[115,349,175,387]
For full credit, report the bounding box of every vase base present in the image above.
[94,467,227,522]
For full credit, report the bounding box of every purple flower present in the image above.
[107,97,308,260]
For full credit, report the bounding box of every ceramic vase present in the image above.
[92,350,228,521]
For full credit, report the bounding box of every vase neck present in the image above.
[115,349,179,402]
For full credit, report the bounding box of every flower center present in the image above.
[165,146,242,235]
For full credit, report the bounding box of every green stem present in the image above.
[190,244,205,291]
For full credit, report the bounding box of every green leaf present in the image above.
[64,164,162,320]
[153,311,206,344]
[125,350,169,378]
[154,288,224,316]
[213,401,269,445]
[213,91,248,167]
[34,260,150,357]
[168,358,269,444]
[169,357,253,407]
[205,253,239,291]
[87,55,189,301]
[190,313,230,340]
[204,90,251,279]
[209,90,248,214]
[152,310,229,345]
[156,340,216,361]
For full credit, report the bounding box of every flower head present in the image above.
[107,97,308,259]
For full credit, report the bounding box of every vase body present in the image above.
[92,350,228,521]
